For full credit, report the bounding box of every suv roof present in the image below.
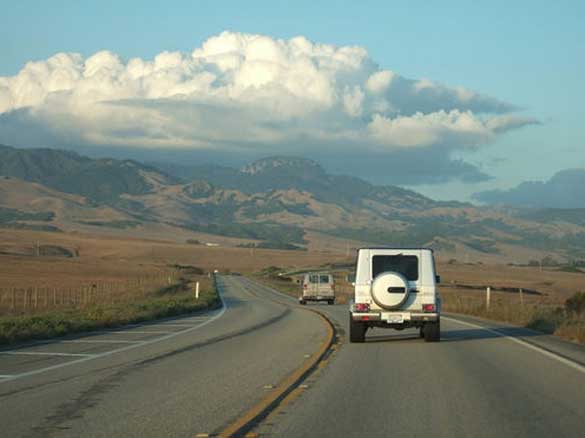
[358,246,434,251]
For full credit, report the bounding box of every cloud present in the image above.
[473,168,585,208]
[0,31,537,184]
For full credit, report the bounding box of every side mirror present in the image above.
[435,275,441,284]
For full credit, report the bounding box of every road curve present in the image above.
[249,280,585,438]
[0,275,327,438]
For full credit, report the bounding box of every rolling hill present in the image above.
[1,145,584,262]
[0,144,177,203]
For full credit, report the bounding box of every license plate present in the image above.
[385,314,404,323]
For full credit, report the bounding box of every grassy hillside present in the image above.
[0,144,176,203]
[2,145,585,261]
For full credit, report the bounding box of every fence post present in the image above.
[519,288,524,308]
[195,281,200,299]
[486,286,491,311]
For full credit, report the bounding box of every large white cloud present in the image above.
[0,31,536,154]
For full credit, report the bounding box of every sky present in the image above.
[0,0,583,201]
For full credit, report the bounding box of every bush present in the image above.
[526,307,565,334]
[566,292,585,315]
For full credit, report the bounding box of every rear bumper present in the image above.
[351,312,439,323]
[301,296,334,301]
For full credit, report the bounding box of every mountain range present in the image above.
[1,144,584,262]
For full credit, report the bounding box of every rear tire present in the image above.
[423,320,440,342]
[349,317,366,343]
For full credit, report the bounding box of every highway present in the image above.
[249,279,585,438]
[1,275,584,437]
[0,276,326,437]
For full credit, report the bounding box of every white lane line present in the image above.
[61,340,142,344]
[0,288,227,383]
[1,351,95,358]
[153,323,198,327]
[0,375,15,378]
[443,316,585,375]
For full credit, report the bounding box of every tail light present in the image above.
[354,303,370,312]
[422,304,436,312]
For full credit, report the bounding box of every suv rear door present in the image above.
[304,274,334,297]
[369,250,424,312]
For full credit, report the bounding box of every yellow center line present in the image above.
[217,305,335,438]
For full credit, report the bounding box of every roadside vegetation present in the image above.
[0,269,219,345]
[441,290,585,344]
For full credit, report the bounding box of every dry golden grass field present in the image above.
[1,228,583,305]
[1,227,583,343]
[0,228,347,313]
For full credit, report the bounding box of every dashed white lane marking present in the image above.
[61,340,142,344]
[0,288,227,383]
[443,316,585,375]
[1,351,95,358]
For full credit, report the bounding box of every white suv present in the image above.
[349,247,441,343]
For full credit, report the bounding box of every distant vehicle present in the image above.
[299,273,335,305]
[349,247,441,343]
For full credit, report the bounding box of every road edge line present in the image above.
[218,291,335,438]
[0,277,228,383]
[442,316,585,374]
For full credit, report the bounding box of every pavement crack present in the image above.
[20,306,291,438]
[137,307,291,368]
[25,368,131,438]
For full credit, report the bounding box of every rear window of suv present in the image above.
[372,255,419,281]
[308,275,330,283]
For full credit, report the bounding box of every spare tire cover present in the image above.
[371,272,410,310]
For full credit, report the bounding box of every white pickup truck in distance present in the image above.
[299,273,335,305]
[349,247,441,343]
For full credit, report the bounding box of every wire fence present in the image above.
[0,270,182,315]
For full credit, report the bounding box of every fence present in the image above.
[0,270,181,315]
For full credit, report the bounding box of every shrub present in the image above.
[565,292,585,315]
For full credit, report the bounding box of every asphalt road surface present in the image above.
[249,280,585,438]
[1,275,584,438]
[0,275,326,438]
